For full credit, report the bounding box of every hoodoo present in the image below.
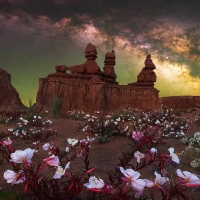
[35,43,159,115]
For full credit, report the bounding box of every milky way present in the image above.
[0,0,200,105]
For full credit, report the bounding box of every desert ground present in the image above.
[0,108,200,199]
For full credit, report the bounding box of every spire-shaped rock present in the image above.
[137,54,156,83]
[103,50,117,79]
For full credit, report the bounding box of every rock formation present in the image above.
[103,50,117,80]
[35,43,160,115]
[160,96,200,110]
[130,54,156,87]
[0,68,28,117]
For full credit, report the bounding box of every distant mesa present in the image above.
[0,68,28,117]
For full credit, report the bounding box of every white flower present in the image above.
[10,148,35,163]
[168,147,180,164]
[84,114,90,118]
[155,120,160,124]
[22,130,26,135]
[43,143,50,151]
[67,138,78,146]
[87,136,94,142]
[134,151,145,163]
[22,119,29,125]
[53,162,70,179]
[3,170,25,184]
[154,171,169,186]
[116,117,120,122]
[84,176,105,189]
[46,120,52,124]
[120,167,146,192]
[150,148,157,154]
[194,132,200,139]
[65,146,69,153]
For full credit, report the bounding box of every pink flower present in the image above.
[3,137,12,146]
[132,131,144,141]
[120,167,146,195]
[43,154,59,166]
[134,151,145,163]
[10,148,35,164]
[3,170,25,184]
[177,169,200,186]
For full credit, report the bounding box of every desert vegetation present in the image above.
[0,106,200,199]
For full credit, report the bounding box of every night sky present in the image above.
[1,0,200,105]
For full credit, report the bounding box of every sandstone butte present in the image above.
[34,43,200,116]
[1,43,200,117]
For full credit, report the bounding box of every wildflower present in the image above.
[53,162,70,179]
[65,146,70,153]
[155,120,160,124]
[134,151,145,163]
[120,167,146,194]
[116,117,121,122]
[150,148,157,154]
[3,137,12,146]
[132,131,144,141]
[22,130,26,135]
[67,138,78,146]
[154,171,169,187]
[10,148,35,164]
[43,154,59,166]
[168,147,180,164]
[46,120,52,125]
[84,176,105,190]
[194,132,200,139]
[43,143,50,151]
[87,136,94,142]
[3,170,25,184]
[177,169,200,186]
[84,114,90,118]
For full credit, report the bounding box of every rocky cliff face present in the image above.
[0,68,28,117]
[35,73,160,115]
[160,96,200,110]
[35,43,160,115]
